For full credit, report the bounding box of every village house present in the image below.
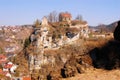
[92,34,106,38]
[4,44,19,53]
[2,26,23,34]
[0,56,18,79]
[0,69,11,78]
[5,38,13,42]
[0,54,7,64]
[91,33,113,39]
[6,52,16,58]
[4,46,16,53]
[3,62,18,73]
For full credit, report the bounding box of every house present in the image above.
[4,45,19,53]
[3,62,13,72]
[6,52,16,58]
[23,76,31,80]
[3,62,18,73]
[0,69,11,78]
[10,64,18,73]
[4,46,15,53]
[92,34,105,38]
[5,38,13,42]
[4,71,11,78]
[0,54,7,64]
[59,12,72,22]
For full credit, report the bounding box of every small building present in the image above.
[59,12,72,22]
[0,54,7,64]
[3,62,18,73]
[0,69,11,78]
[23,76,31,80]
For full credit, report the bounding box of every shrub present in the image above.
[24,38,31,48]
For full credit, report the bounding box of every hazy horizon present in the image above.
[0,0,120,26]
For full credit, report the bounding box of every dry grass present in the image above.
[12,51,29,77]
[84,38,110,50]
[59,38,120,80]
[61,69,120,80]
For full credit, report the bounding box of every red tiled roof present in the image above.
[0,61,7,64]
[0,54,6,60]
[3,71,9,75]
[4,64,13,69]
[0,69,8,75]
[0,69,3,73]
[60,13,72,18]
[0,55,7,64]
[23,76,31,80]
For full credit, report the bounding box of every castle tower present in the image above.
[41,16,49,27]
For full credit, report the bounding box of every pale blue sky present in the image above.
[0,0,120,26]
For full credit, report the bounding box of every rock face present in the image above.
[29,53,56,72]
[61,54,92,78]
[26,39,92,79]
[41,16,49,26]
[28,17,55,73]
[114,21,120,41]
[26,16,91,80]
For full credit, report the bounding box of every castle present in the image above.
[28,15,89,72]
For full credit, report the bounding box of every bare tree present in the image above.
[34,19,41,27]
[76,14,83,21]
[47,11,59,22]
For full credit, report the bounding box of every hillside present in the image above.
[106,21,118,32]
[0,17,119,80]
[89,20,118,33]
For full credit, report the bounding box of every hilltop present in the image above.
[0,13,118,80]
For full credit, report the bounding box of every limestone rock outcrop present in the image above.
[114,21,120,41]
